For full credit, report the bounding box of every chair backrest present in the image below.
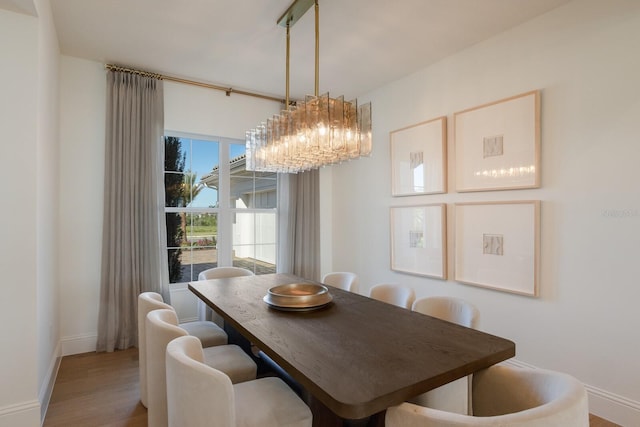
[322,272,359,293]
[412,296,480,329]
[408,296,480,415]
[197,267,255,322]
[138,292,174,407]
[471,365,588,422]
[146,309,188,427]
[386,365,589,426]
[198,266,255,280]
[166,335,235,427]
[369,284,415,309]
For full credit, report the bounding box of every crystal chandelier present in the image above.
[246,0,372,173]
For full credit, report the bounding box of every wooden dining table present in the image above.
[189,273,515,426]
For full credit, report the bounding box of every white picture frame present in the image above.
[390,204,447,279]
[390,116,447,196]
[454,90,540,192]
[454,201,540,296]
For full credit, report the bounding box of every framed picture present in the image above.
[390,204,446,279]
[454,90,540,192]
[390,116,447,196]
[454,201,540,296]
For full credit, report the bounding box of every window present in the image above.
[163,133,277,284]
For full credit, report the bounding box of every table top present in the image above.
[189,273,515,420]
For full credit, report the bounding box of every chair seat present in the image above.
[180,320,228,347]
[234,377,313,427]
[203,344,257,384]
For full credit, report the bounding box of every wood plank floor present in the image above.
[44,348,146,427]
[43,347,620,427]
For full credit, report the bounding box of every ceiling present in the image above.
[46,0,571,101]
[0,0,36,15]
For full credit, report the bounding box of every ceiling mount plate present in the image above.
[277,0,314,27]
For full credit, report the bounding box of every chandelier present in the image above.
[246,0,372,173]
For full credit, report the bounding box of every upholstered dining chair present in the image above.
[412,296,480,328]
[166,335,313,427]
[386,364,589,427]
[410,296,481,414]
[146,309,257,427]
[322,271,359,293]
[137,292,228,408]
[197,266,257,359]
[197,266,255,280]
[197,266,255,324]
[369,283,415,309]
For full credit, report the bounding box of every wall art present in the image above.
[454,91,540,192]
[391,116,447,196]
[390,204,447,279]
[454,200,540,296]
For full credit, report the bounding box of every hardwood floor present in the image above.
[44,348,146,427]
[43,347,621,426]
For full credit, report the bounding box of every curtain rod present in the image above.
[105,64,285,104]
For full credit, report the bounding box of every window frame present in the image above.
[163,130,277,284]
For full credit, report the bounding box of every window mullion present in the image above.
[217,140,232,266]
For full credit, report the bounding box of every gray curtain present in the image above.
[277,170,320,281]
[97,70,168,352]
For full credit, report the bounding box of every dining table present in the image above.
[189,273,515,426]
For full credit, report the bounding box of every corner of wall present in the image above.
[38,341,61,424]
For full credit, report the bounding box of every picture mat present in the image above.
[391,204,446,279]
[391,117,446,196]
[454,201,539,296]
[455,91,539,192]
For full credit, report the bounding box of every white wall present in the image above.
[164,80,280,140]
[58,56,106,355]
[0,0,61,424]
[57,59,281,347]
[0,8,39,426]
[35,0,60,419]
[324,0,640,424]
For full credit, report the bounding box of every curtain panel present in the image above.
[277,170,320,281]
[97,70,168,352]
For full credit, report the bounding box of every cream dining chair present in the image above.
[322,271,359,293]
[386,364,589,427]
[369,283,415,309]
[146,309,257,427]
[197,266,257,361]
[197,266,255,324]
[137,291,228,408]
[410,296,480,414]
[412,296,480,329]
[166,335,313,427]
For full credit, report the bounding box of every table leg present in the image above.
[309,396,386,427]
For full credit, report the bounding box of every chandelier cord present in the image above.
[286,21,291,109]
[314,0,319,97]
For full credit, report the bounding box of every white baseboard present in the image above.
[39,341,61,424]
[0,400,40,427]
[61,333,97,356]
[503,358,639,426]
[587,384,640,427]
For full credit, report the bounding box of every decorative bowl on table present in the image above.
[263,283,332,311]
